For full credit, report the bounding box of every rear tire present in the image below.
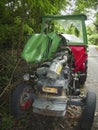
[80,92,96,130]
[11,82,33,117]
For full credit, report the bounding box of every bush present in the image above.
[0,50,17,92]
[88,34,98,45]
[1,114,13,130]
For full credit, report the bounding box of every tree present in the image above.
[0,0,67,50]
[72,0,98,45]
[75,0,98,13]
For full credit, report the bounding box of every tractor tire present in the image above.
[80,91,96,130]
[11,82,33,117]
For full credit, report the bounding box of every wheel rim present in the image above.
[19,87,32,110]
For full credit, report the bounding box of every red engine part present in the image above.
[69,46,87,72]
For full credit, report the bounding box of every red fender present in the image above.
[69,46,87,72]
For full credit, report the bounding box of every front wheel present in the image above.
[11,83,34,117]
[80,91,96,130]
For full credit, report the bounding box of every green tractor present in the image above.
[11,14,96,130]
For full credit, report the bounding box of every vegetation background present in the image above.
[0,0,98,129]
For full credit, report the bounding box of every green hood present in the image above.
[21,32,61,63]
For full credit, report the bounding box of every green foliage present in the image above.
[23,24,34,35]
[0,0,67,49]
[0,50,17,91]
[1,114,13,130]
[75,0,98,13]
[88,34,98,45]
[87,24,98,45]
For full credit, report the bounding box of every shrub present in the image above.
[88,34,98,45]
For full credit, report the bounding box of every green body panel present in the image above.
[21,14,88,63]
[47,32,61,58]
[21,32,61,63]
[41,14,87,25]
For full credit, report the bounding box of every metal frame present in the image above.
[41,14,88,47]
